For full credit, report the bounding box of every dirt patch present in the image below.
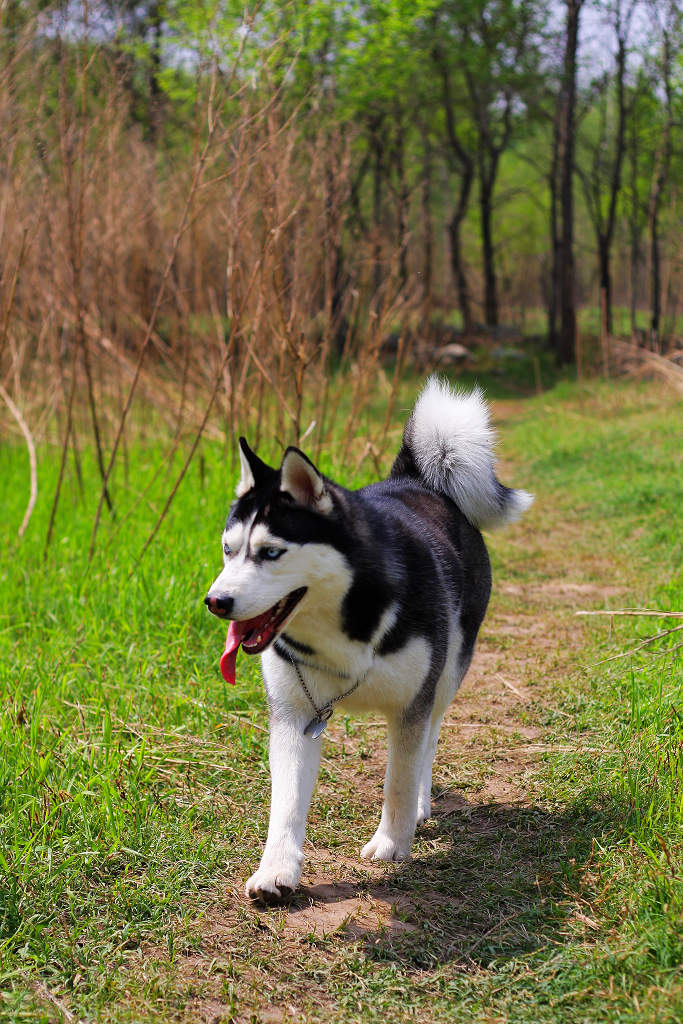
[276,544,604,946]
[285,882,418,938]
[276,581,562,939]
[536,579,625,603]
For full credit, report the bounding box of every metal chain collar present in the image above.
[281,647,371,738]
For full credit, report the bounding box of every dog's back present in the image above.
[344,377,533,688]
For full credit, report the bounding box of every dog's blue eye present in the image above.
[223,543,230,556]
[261,547,283,560]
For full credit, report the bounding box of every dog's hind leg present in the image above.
[360,714,431,863]
[416,711,444,827]
[245,712,322,902]
[416,661,469,826]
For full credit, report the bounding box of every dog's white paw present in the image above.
[245,861,301,903]
[360,829,412,863]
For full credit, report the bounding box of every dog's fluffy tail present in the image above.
[393,376,534,530]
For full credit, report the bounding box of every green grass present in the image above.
[0,376,681,1022]
[436,303,683,341]
[493,304,683,341]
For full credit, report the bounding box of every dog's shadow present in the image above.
[280,792,614,968]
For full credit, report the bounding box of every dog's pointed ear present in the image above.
[280,448,333,513]
[236,437,273,497]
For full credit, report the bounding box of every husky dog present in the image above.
[205,377,533,902]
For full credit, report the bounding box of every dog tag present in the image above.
[304,708,333,738]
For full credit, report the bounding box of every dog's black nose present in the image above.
[205,595,234,617]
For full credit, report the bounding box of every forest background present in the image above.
[0,0,681,549]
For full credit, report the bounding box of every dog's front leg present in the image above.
[245,712,322,902]
[361,714,431,863]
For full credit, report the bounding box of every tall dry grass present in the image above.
[0,13,416,558]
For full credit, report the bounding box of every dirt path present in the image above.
[273,571,621,943]
[166,565,618,1024]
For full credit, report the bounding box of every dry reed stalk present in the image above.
[80,317,181,433]
[376,328,409,458]
[0,384,37,539]
[337,255,412,469]
[44,318,80,558]
[317,290,361,460]
[0,229,27,368]
[60,1,113,513]
[131,241,276,569]
[313,131,353,462]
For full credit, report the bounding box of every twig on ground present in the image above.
[497,673,526,700]
[593,623,683,665]
[25,977,77,1023]
[145,754,259,776]
[217,714,269,735]
[577,609,683,618]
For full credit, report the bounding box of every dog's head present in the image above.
[205,438,346,658]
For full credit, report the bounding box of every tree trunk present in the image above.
[371,128,384,301]
[448,165,474,334]
[647,14,674,350]
[629,133,641,338]
[149,2,163,143]
[601,24,628,342]
[585,14,629,345]
[556,0,583,365]
[649,207,661,347]
[323,158,347,356]
[435,47,475,333]
[421,127,434,334]
[479,158,499,328]
[548,107,561,348]
[648,130,672,348]
[394,124,409,290]
[598,236,613,336]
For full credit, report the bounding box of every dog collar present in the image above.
[273,637,354,680]
[278,645,372,738]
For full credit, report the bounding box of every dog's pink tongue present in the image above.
[220,621,247,685]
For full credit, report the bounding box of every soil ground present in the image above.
[247,577,616,944]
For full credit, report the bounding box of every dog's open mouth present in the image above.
[220,587,306,684]
[238,587,307,654]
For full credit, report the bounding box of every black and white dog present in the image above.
[205,377,533,902]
